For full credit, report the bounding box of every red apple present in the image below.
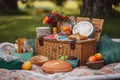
[66,31,71,35]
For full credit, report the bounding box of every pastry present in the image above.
[68,32,88,40]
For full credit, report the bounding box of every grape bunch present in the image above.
[67,56,77,60]
[43,10,69,27]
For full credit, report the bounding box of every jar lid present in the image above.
[36,27,50,29]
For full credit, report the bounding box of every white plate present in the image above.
[73,21,95,37]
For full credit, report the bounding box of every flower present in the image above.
[42,10,68,27]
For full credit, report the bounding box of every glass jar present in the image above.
[23,40,33,53]
[60,21,72,35]
[52,27,57,34]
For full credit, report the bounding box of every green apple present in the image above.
[60,56,65,60]
[58,55,68,60]
[65,55,68,59]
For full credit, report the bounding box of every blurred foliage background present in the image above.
[0,0,120,43]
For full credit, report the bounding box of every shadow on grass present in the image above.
[104,10,120,19]
[0,9,31,16]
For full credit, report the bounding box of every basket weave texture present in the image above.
[35,17,104,66]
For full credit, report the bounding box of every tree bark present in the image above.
[0,0,6,12]
[56,0,65,6]
[80,0,114,18]
[0,0,18,12]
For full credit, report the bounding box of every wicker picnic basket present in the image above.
[35,17,104,66]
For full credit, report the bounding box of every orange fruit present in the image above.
[43,16,49,24]
[62,27,67,31]
[66,26,71,32]
[88,56,97,62]
[94,53,102,61]
[62,26,71,32]
[21,61,32,70]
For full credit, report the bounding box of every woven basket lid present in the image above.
[69,17,104,41]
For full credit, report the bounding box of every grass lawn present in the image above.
[102,18,120,38]
[0,15,44,43]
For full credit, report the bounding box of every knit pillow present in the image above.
[97,35,120,65]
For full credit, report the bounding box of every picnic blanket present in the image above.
[0,39,120,80]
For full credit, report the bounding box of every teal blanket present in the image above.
[0,59,23,70]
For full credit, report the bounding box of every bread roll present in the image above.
[68,32,88,40]
[80,36,88,40]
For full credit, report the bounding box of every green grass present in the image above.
[102,18,120,38]
[0,15,45,43]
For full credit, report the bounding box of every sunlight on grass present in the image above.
[63,1,79,9]
[62,1,81,15]
[17,1,27,9]
[112,5,120,12]
[33,1,56,9]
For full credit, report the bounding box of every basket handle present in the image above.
[70,40,76,50]
[39,36,44,46]
[89,17,92,22]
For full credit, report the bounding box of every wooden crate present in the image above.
[35,17,104,65]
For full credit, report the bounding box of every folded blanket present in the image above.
[0,59,23,70]
[0,42,15,55]
[0,45,23,70]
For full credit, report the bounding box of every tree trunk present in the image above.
[80,0,113,18]
[56,0,65,6]
[0,0,6,12]
[0,0,18,12]
[4,0,18,9]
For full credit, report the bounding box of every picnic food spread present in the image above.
[40,10,93,41]
[35,10,104,70]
